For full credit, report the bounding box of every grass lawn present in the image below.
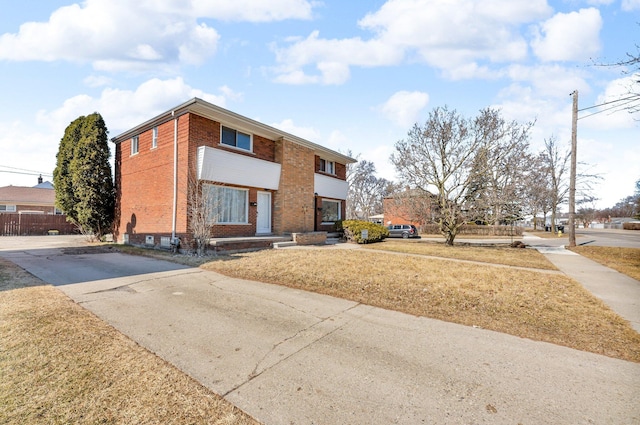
[0,258,258,425]
[364,240,558,270]
[568,246,640,282]
[202,248,640,363]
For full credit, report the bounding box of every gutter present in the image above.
[171,110,178,241]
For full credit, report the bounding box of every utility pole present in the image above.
[569,90,578,247]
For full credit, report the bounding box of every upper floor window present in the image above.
[320,158,335,175]
[221,126,251,151]
[151,126,158,149]
[0,204,16,212]
[131,136,139,155]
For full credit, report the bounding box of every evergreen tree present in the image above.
[54,113,115,239]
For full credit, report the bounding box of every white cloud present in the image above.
[580,76,640,130]
[506,64,590,98]
[83,75,113,87]
[621,0,640,11]
[272,31,401,85]
[380,91,429,127]
[531,8,603,62]
[191,0,314,21]
[35,77,227,136]
[0,0,316,70]
[270,118,321,142]
[271,0,553,84]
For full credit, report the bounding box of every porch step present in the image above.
[273,241,298,249]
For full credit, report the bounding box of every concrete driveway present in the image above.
[2,236,639,424]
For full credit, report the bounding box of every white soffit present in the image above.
[314,173,348,200]
[197,147,281,190]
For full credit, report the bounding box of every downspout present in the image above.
[171,111,178,241]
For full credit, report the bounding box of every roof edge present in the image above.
[111,98,357,164]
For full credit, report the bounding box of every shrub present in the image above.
[342,220,389,244]
[623,222,640,230]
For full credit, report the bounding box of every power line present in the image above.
[578,96,640,120]
[578,94,638,112]
[0,170,52,177]
[0,165,52,177]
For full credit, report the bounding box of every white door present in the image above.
[256,191,272,234]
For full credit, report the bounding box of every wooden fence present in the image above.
[0,213,79,236]
[421,223,523,236]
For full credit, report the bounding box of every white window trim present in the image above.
[321,199,341,224]
[320,158,335,175]
[131,135,139,155]
[0,204,17,212]
[220,125,253,152]
[151,126,158,149]
[206,184,250,224]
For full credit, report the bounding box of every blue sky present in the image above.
[0,0,638,209]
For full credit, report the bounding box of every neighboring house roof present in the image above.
[110,97,357,165]
[384,188,434,199]
[0,185,55,205]
[34,180,54,189]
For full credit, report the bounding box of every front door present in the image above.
[256,191,272,234]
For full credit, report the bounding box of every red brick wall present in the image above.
[274,139,315,234]
[383,196,431,230]
[114,117,186,243]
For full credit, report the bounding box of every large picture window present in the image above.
[221,126,251,151]
[205,185,248,224]
[321,199,340,223]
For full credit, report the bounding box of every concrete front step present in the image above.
[273,241,298,249]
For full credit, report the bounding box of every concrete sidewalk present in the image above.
[538,246,640,333]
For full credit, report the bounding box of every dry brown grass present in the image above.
[364,240,557,270]
[569,246,640,281]
[0,258,258,425]
[202,248,640,363]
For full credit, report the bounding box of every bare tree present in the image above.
[465,112,532,229]
[187,172,220,256]
[522,154,553,230]
[391,106,533,245]
[540,136,570,233]
[347,159,394,220]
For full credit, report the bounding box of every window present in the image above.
[205,185,249,224]
[151,126,158,149]
[321,199,341,223]
[0,204,16,212]
[319,158,335,175]
[221,126,251,151]
[131,136,139,155]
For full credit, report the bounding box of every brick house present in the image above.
[0,178,59,214]
[383,188,436,231]
[111,98,356,247]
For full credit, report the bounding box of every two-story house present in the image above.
[111,98,356,247]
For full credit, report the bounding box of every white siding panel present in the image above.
[197,146,281,190]
[314,173,348,200]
